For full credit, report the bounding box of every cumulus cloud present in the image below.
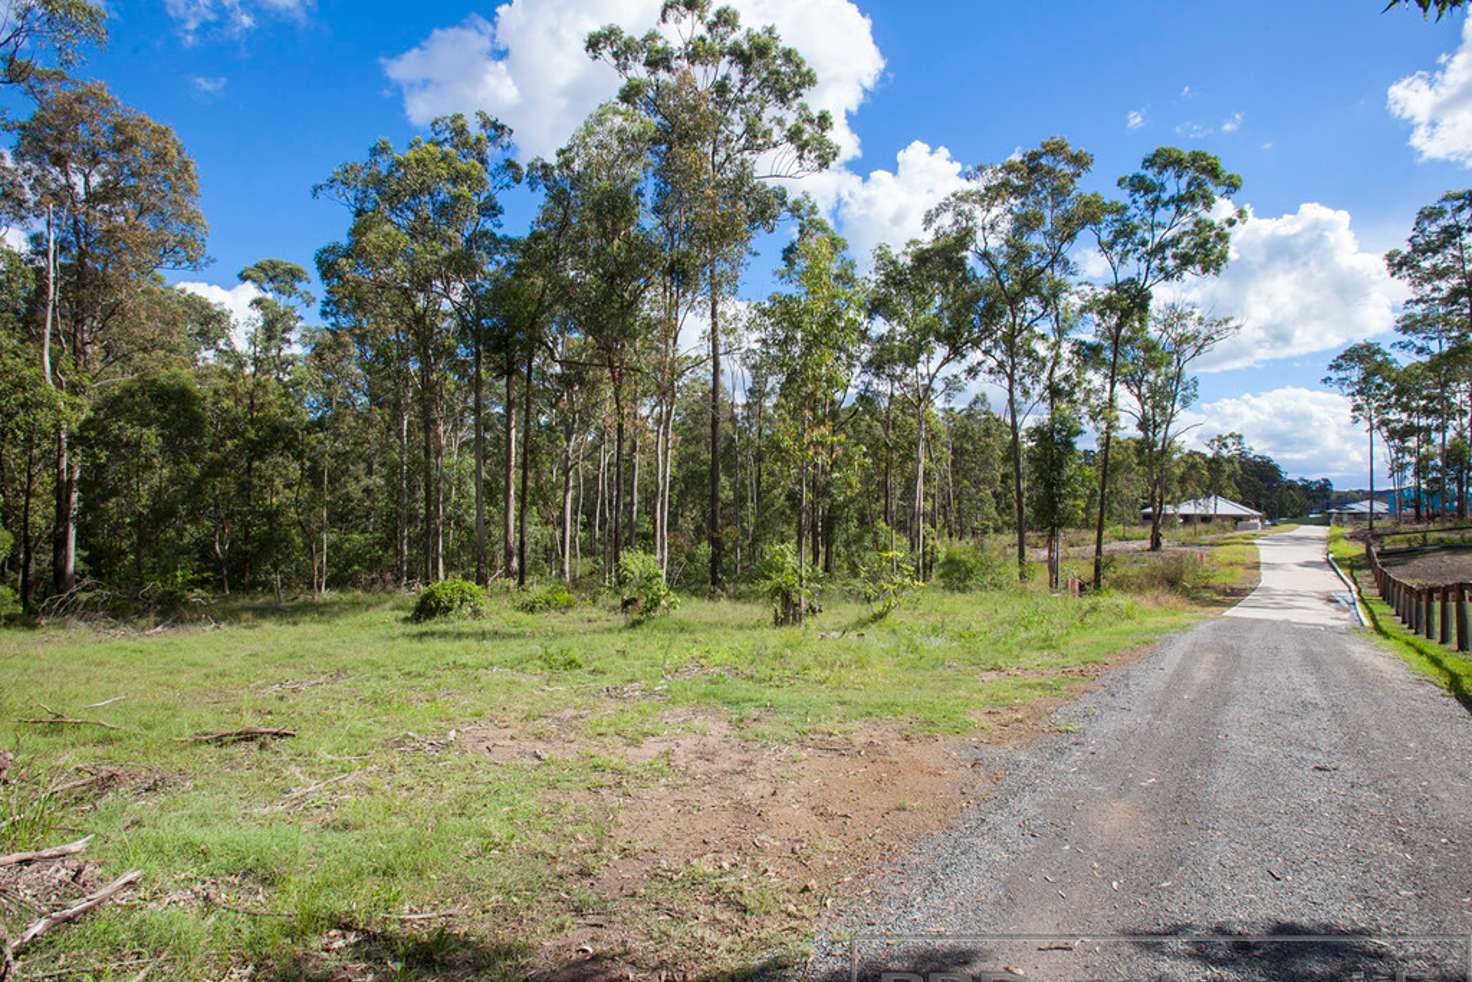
[1164,201,1405,372]
[1182,387,1367,485]
[1126,109,1145,131]
[1221,111,1244,133]
[1388,16,1472,166]
[175,280,262,350]
[165,0,311,41]
[192,75,227,95]
[811,140,969,266]
[383,0,884,163]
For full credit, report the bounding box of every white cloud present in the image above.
[1388,16,1472,166]
[1175,121,1212,139]
[814,140,970,266]
[175,280,262,350]
[383,0,884,163]
[192,75,227,95]
[1221,111,1244,133]
[1126,109,1145,131]
[1164,201,1405,372]
[1183,387,1367,484]
[1,226,29,252]
[1180,84,1193,99]
[165,0,310,41]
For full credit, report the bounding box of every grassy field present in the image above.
[0,542,1259,981]
[1329,527,1472,707]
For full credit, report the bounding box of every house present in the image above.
[1142,495,1265,531]
[1327,499,1392,525]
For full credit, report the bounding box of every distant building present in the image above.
[1327,499,1392,525]
[1142,495,1264,531]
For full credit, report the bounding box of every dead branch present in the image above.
[19,704,121,731]
[82,697,126,710]
[395,909,460,922]
[9,869,142,952]
[183,728,295,746]
[0,836,93,868]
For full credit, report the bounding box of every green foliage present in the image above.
[936,541,1008,593]
[410,578,486,622]
[516,584,576,614]
[857,549,922,619]
[758,542,805,626]
[615,549,675,623]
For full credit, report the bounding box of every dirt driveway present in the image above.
[802,527,1472,980]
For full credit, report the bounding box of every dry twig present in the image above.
[0,836,93,868]
[9,869,142,952]
[183,728,295,746]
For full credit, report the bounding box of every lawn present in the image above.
[0,545,1255,980]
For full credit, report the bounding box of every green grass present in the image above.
[1329,526,1472,707]
[0,560,1246,980]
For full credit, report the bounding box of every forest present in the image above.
[0,0,1331,624]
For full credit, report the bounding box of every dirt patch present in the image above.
[0,857,102,922]
[1380,546,1472,586]
[521,714,976,979]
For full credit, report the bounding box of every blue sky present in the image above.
[50,0,1472,487]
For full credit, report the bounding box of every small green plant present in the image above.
[615,549,676,624]
[410,578,486,622]
[758,542,805,626]
[516,584,577,614]
[936,541,1008,592]
[858,549,923,619]
[0,584,18,623]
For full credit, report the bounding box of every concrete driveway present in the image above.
[1224,525,1356,627]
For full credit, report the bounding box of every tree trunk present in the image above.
[517,341,534,587]
[708,272,723,591]
[1007,382,1025,581]
[612,373,625,569]
[503,364,517,579]
[19,432,34,612]
[473,334,488,586]
[1091,317,1125,591]
[396,405,409,586]
[560,427,575,583]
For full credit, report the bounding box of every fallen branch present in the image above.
[9,869,142,952]
[82,697,126,710]
[0,836,93,868]
[19,704,121,731]
[395,909,460,922]
[183,728,295,746]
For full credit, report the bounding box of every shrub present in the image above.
[615,549,676,624]
[936,541,1008,592]
[516,584,576,614]
[411,578,486,622]
[758,542,806,626]
[1108,551,1204,594]
[858,549,923,619]
[0,584,18,623]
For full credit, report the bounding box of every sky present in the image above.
[45,0,1472,488]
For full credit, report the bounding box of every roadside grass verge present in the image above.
[0,545,1251,980]
[1329,527,1472,708]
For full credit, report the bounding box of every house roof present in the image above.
[1330,499,1392,514]
[1158,495,1264,518]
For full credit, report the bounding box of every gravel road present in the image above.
[800,526,1472,981]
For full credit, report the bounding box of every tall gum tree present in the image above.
[928,137,1102,580]
[7,82,208,595]
[588,0,838,591]
[1087,147,1241,589]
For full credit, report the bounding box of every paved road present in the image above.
[802,526,1472,981]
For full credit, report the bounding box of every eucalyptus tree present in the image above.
[869,236,975,575]
[757,207,866,603]
[588,0,838,590]
[0,0,105,91]
[1324,341,1397,530]
[929,137,1101,579]
[1087,148,1241,589]
[6,82,208,594]
[316,112,519,584]
[1119,304,1238,550]
[541,104,661,571]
